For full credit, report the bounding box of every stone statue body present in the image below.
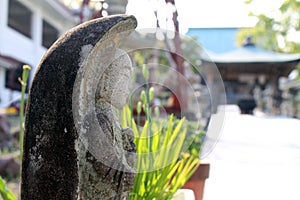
[78,49,135,199]
[21,15,137,200]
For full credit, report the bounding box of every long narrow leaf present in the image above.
[168,117,185,145]
[162,118,185,168]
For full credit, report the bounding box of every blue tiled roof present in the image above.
[205,44,300,63]
[187,27,239,53]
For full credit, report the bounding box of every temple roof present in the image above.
[202,43,300,64]
[201,37,300,77]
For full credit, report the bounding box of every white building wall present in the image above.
[0,0,47,107]
[0,0,8,49]
[0,0,76,107]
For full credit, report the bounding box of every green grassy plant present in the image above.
[123,65,202,200]
[0,176,16,200]
[123,107,200,200]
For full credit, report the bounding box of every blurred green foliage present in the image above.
[237,0,300,53]
[0,176,16,200]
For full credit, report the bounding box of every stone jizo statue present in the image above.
[21,15,137,200]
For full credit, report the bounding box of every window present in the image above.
[8,0,32,38]
[42,20,59,48]
[5,63,30,92]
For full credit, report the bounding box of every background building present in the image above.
[0,0,76,107]
[187,27,300,116]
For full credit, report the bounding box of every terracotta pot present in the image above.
[182,163,210,200]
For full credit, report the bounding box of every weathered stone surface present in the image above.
[76,48,136,199]
[21,15,137,200]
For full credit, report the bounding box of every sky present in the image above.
[126,0,285,33]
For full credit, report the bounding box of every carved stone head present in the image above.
[96,48,132,109]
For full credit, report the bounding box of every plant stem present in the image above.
[19,65,31,162]
[137,113,140,130]
[145,81,150,121]
[145,81,152,153]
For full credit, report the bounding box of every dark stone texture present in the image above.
[21,15,137,200]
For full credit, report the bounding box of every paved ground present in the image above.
[202,111,300,200]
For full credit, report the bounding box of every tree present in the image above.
[236,0,300,53]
